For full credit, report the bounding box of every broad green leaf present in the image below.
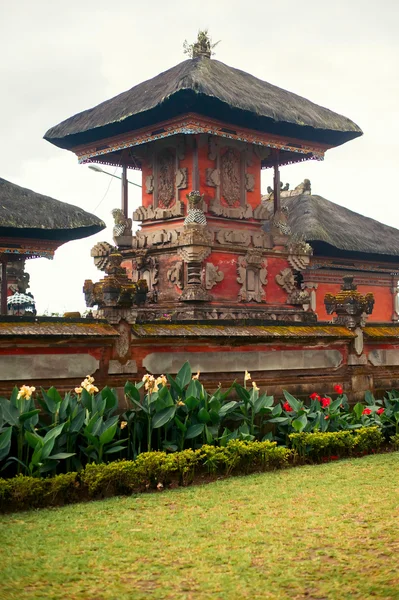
[204,424,214,444]
[272,403,282,417]
[104,446,126,455]
[330,397,343,412]
[99,422,118,445]
[268,417,290,424]
[176,362,192,389]
[101,387,118,414]
[166,374,182,397]
[31,443,43,466]
[70,409,85,433]
[25,430,41,450]
[283,390,302,412]
[292,414,307,432]
[124,381,141,403]
[198,407,211,423]
[43,423,64,444]
[185,423,204,439]
[0,427,12,461]
[219,401,237,418]
[48,452,76,460]
[41,438,56,460]
[152,406,176,429]
[353,403,364,420]
[19,409,40,423]
[234,383,250,402]
[184,396,199,411]
[365,391,375,405]
[174,416,187,433]
[186,380,199,399]
[0,399,18,426]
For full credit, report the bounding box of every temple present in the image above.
[1,33,398,399]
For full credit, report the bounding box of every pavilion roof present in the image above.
[263,191,399,261]
[44,57,362,151]
[0,177,105,242]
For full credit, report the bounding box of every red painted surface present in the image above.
[315,282,392,322]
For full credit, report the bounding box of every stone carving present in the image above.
[91,241,115,272]
[304,282,318,312]
[221,148,241,206]
[245,173,255,192]
[134,228,179,249]
[324,276,375,329]
[145,175,154,194]
[178,221,212,302]
[252,231,273,249]
[7,259,30,294]
[112,208,132,237]
[167,261,184,290]
[391,282,399,322]
[271,206,291,236]
[115,320,131,360]
[253,203,270,220]
[176,168,188,190]
[84,252,145,309]
[210,199,253,219]
[205,263,224,290]
[287,289,311,306]
[130,254,158,302]
[206,168,220,187]
[157,149,175,208]
[275,268,296,293]
[216,230,251,246]
[133,202,184,222]
[184,191,207,226]
[237,250,268,303]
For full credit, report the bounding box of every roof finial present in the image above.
[183,29,220,59]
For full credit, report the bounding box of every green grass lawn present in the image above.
[0,453,398,600]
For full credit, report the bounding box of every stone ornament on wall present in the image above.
[324,276,375,329]
[275,268,296,293]
[130,254,158,302]
[91,241,115,272]
[205,263,224,290]
[287,240,313,271]
[216,229,251,246]
[237,250,268,303]
[167,261,184,290]
[206,136,254,220]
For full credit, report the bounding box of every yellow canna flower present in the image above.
[176,400,185,407]
[192,371,200,380]
[155,374,167,386]
[244,371,251,381]
[17,385,36,400]
[120,421,128,430]
[252,381,259,391]
[74,387,83,395]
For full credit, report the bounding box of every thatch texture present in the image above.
[0,178,105,241]
[263,193,399,259]
[44,57,362,150]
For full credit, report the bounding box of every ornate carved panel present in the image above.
[237,250,268,303]
[167,261,184,290]
[205,263,224,289]
[176,168,188,190]
[221,148,241,206]
[275,268,296,293]
[216,230,251,246]
[157,149,175,208]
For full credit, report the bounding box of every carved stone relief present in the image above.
[91,241,115,272]
[133,202,185,222]
[275,268,296,293]
[145,175,154,194]
[176,168,188,190]
[221,148,241,206]
[245,173,255,192]
[304,282,318,312]
[133,228,179,249]
[167,261,184,290]
[205,263,224,290]
[237,250,268,303]
[216,230,251,246]
[157,149,175,208]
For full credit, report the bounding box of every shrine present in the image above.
[1,32,399,399]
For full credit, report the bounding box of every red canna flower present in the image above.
[321,397,331,408]
[283,401,293,412]
[362,408,372,415]
[376,407,384,415]
[309,392,321,401]
[333,384,343,395]
[324,415,330,420]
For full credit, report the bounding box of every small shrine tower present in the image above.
[45,32,362,327]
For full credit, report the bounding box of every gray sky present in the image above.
[1,0,398,313]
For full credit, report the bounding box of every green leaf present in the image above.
[365,391,375,405]
[19,409,40,423]
[80,388,93,410]
[219,401,237,418]
[43,423,64,444]
[272,403,282,417]
[0,398,18,426]
[204,424,214,444]
[124,381,141,403]
[283,390,302,412]
[70,409,85,433]
[176,362,192,389]
[166,374,182,397]
[25,430,41,450]
[330,397,343,412]
[99,422,118,445]
[185,396,199,411]
[101,387,118,414]
[0,427,12,461]
[234,383,250,402]
[268,417,290,424]
[31,444,43,467]
[174,416,187,433]
[152,406,176,429]
[292,414,308,432]
[353,403,364,420]
[104,446,126,455]
[186,380,198,399]
[198,407,211,423]
[48,453,76,460]
[185,423,204,439]
[41,438,56,460]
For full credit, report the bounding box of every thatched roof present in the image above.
[0,178,105,241]
[44,57,362,151]
[263,192,399,261]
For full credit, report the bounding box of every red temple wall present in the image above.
[315,282,392,322]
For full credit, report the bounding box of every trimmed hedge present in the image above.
[0,431,393,513]
[289,426,384,459]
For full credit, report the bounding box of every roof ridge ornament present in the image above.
[183,29,220,59]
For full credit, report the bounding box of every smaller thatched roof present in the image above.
[44,57,362,151]
[0,178,105,241]
[262,188,399,261]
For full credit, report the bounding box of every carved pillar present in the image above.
[272,148,280,215]
[178,221,212,302]
[121,163,128,217]
[1,257,7,315]
[304,282,318,313]
[391,276,399,322]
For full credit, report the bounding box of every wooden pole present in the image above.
[121,163,128,217]
[273,148,281,215]
[1,257,7,315]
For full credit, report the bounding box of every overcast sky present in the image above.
[1,0,398,313]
